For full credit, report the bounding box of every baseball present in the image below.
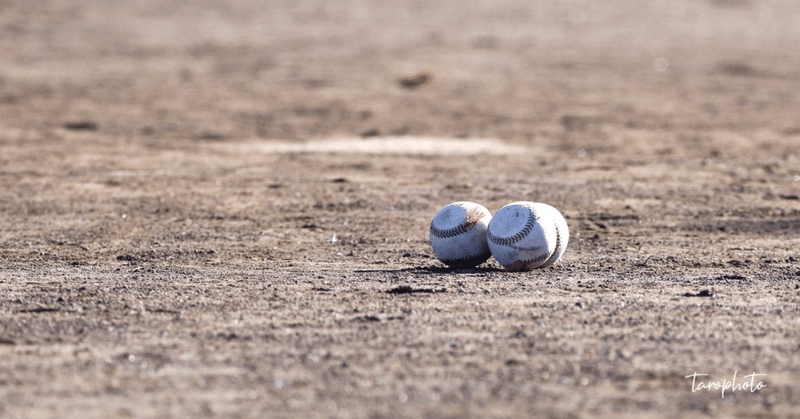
[429,201,493,268]
[487,201,567,271]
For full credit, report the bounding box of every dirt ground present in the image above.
[2,0,800,418]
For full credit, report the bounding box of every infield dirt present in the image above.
[1,1,800,418]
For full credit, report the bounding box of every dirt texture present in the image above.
[2,0,800,418]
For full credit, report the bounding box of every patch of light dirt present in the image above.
[215,137,530,155]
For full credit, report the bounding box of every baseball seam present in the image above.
[487,209,538,246]
[541,221,562,267]
[430,207,486,239]
[522,253,550,266]
[430,223,470,239]
[552,222,561,254]
[506,252,551,271]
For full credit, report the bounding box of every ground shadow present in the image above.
[353,265,504,275]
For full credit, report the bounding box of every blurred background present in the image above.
[3,0,799,148]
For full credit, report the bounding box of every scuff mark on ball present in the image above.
[506,260,528,272]
[464,206,488,228]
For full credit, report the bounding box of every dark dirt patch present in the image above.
[682,289,715,298]
[385,285,447,294]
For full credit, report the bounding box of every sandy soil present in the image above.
[1,0,800,417]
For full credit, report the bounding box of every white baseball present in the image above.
[487,201,563,271]
[429,201,492,268]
